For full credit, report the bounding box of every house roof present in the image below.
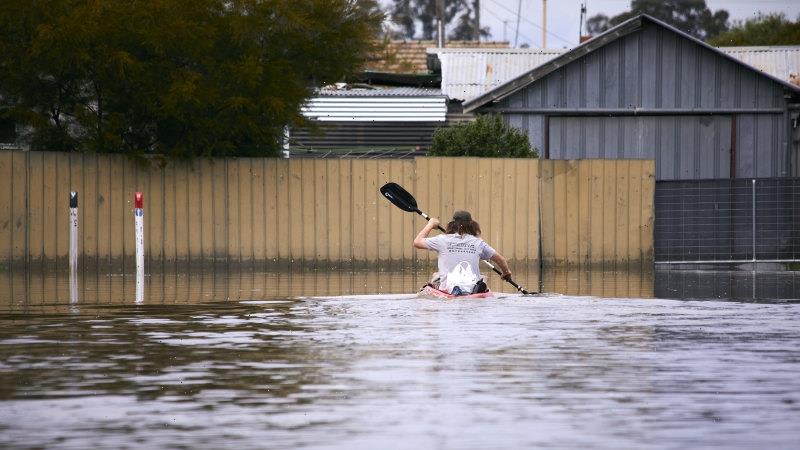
[462,14,800,112]
[365,40,511,73]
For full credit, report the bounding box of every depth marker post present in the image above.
[135,192,144,304]
[69,192,79,305]
[69,192,79,273]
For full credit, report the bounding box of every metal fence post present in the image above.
[751,179,756,263]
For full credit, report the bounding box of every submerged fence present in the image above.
[654,178,800,263]
[0,151,654,271]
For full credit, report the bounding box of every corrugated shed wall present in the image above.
[494,21,793,180]
[548,116,734,179]
[794,126,800,177]
[435,46,798,104]
[291,122,441,151]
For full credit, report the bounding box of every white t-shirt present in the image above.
[424,233,496,288]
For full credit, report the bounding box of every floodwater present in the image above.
[1,268,799,449]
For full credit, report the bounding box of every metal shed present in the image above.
[429,46,800,103]
[464,15,800,180]
[291,86,448,157]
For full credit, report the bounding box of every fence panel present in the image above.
[655,178,800,263]
[538,159,655,267]
[0,151,653,271]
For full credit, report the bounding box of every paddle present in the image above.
[380,182,536,295]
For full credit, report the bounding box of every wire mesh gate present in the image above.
[655,178,800,263]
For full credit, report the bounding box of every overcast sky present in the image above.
[381,0,800,48]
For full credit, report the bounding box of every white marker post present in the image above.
[134,192,144,304]
[69,192,79,273]
[69,192,79,305]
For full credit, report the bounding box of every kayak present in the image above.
[417,285,494,299]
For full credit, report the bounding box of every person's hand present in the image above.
[428,217,440,228]
[501,271,512,281]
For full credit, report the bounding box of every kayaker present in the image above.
[413,210,512,295]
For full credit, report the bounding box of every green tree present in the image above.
[709,13,800,46]
[586,0,729,41]
[0,0,384,159]
[428,114,537,158]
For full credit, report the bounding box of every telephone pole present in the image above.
[473,0,480,42]
[514,0,522,48]
[542,0,547,48]
[437,0,445,47]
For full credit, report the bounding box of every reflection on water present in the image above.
[0,268,434,311]
[4,264,800,311]
[656,269,800,302]
[0,265,544,311]
[0,264,666,311]
[542,267,654,298]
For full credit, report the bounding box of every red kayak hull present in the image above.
[417,285,494,299]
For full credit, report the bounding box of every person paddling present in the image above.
[413,210,512,295]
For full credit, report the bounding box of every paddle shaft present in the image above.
[414,210,532,295]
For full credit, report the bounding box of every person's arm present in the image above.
[413,218,440,249]
[490,252,512,280]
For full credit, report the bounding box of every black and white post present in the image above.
[69,192,79,304]
[69,192,78,273]
[135,192,144,304]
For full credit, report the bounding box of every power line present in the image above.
[484,0,574,46]
[482,2,536,46]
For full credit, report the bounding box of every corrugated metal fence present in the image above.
[0,151,654,271]
[540,160,655,266]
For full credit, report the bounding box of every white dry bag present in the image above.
[442,261,478,294]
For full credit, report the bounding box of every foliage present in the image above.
[586,0,729,41]
[389,0,488,40]
[428,115,537,158]
[708,13,800,46]
[0,0,384,159]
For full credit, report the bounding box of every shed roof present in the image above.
[463,15,800,112]
[428,48,565,101]
[315,86,445,97]
[302,85,447,122]
[718,46,800,85]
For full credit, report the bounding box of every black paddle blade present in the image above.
[380,183,419,213]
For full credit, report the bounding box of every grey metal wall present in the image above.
[496,21,793,180]
[548,115,733,180]
[794,126,800,177]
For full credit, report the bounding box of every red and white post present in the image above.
[135,192,144,304]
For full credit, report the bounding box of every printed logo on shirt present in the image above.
[446,241,477,254]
